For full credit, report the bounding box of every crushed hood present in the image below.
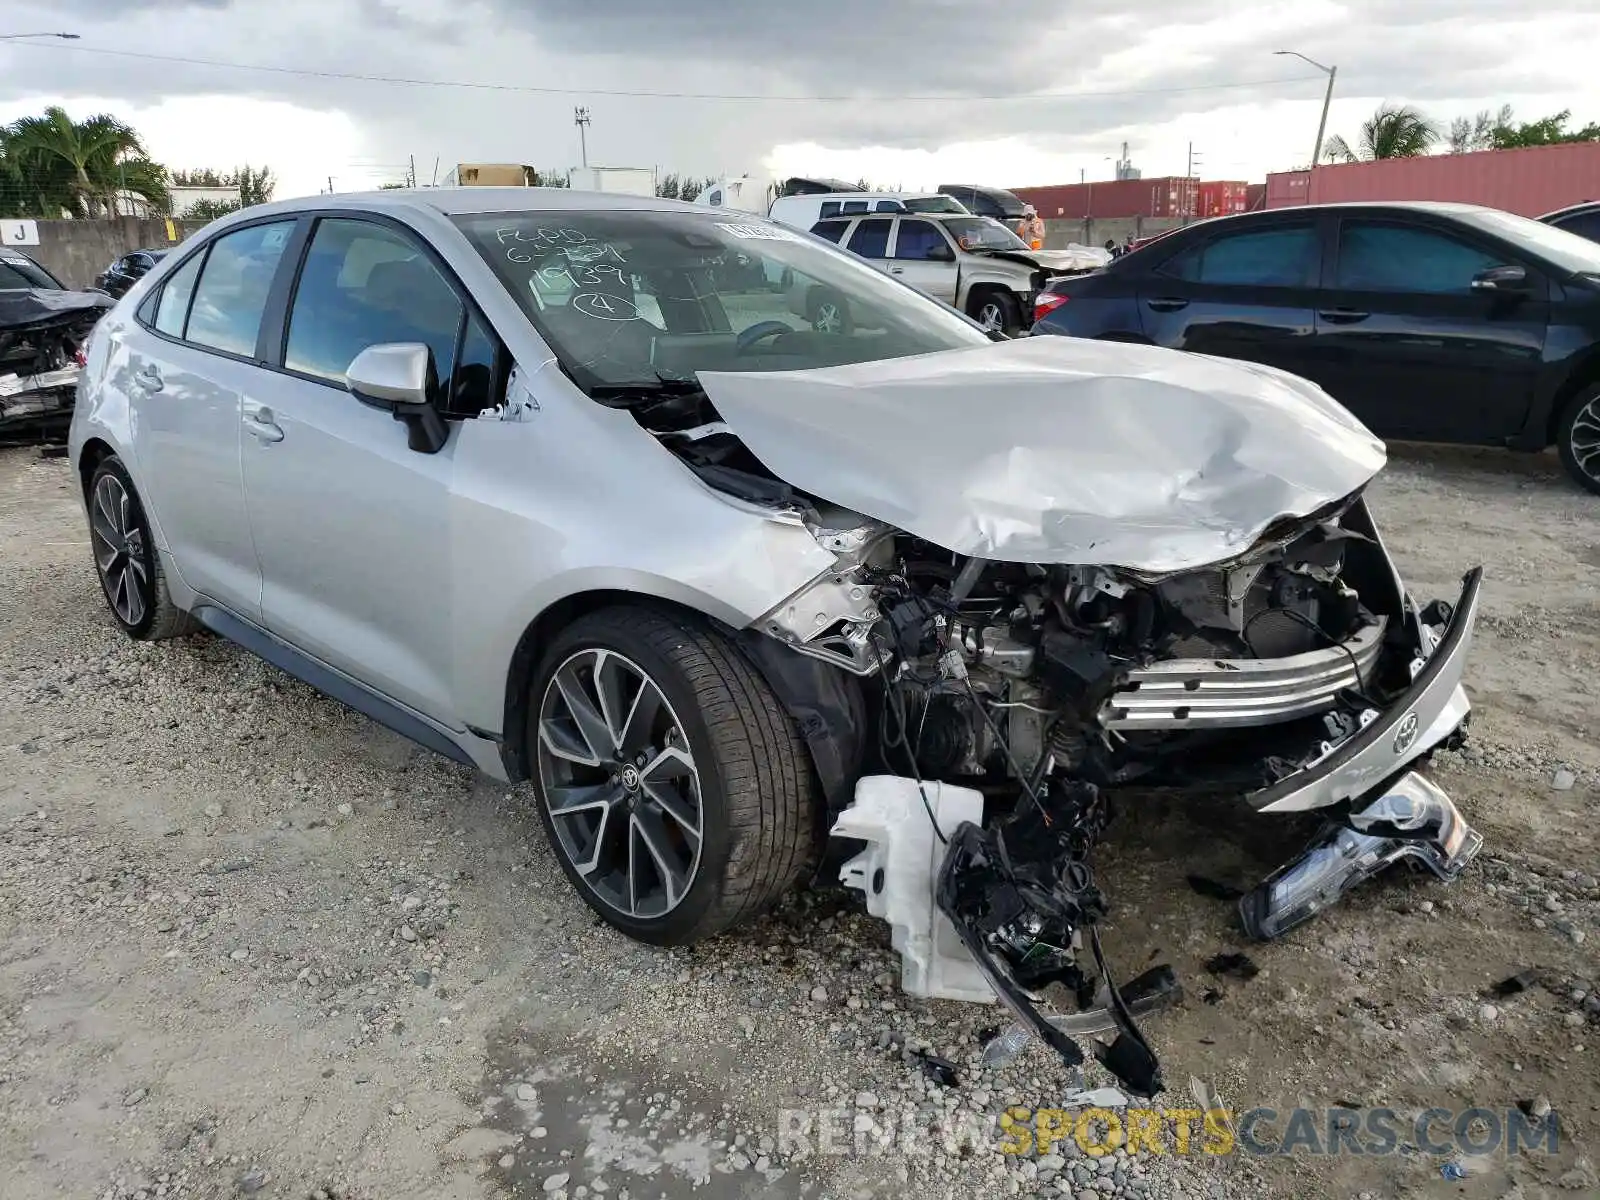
[1002,245,1113,273]
[696,336,1386,574]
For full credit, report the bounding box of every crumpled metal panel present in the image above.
[697,336,1386,574]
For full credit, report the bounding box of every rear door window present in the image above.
[184,221,296,356]
[846,218,892,259]
[1161,225,1318,287]
[810,222,848,244]
[152,252,205,337]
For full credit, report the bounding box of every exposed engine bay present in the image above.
[0,289,109,446]
[601,357,1482,1100]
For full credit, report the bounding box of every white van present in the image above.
[766,192,967,232]
[694,177,767,214]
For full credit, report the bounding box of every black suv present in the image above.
[1032,201,1600,493]
[94,249,168,298]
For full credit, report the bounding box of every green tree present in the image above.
[182,198,239,222]
[655,172,681,200]
[1448,105,1512,154]
[1323,103,1438,163]
[1490,108,1600,148]
[1,106,163,217]
[170,164,275,216]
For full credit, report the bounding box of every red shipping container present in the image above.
[1196,181,1249,218]
[1263,142,1600,216]
[1011,176,1200,220]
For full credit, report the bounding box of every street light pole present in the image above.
[1275,50,1337,168]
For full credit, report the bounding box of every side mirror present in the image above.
[1470,264,1527,292]
[346,343,449,454]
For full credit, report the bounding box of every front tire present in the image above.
[528,606,819,945]
[968,288,1021,336]
[1555,384,1600,496]
[86,456,197,640]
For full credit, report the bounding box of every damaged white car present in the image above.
[70,191,1482,1098]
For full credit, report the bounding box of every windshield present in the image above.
[902,195,968,214]
[1465,208,1600,275]
[942,217,1030,252]
[455,210,989,391]
[0,253,63,290]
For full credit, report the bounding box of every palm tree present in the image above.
[3,106,152,216]
[1323,103,1438,163]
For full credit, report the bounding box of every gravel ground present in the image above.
[1,442,1597,1200]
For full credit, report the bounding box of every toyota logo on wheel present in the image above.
[1393,711,1420,754]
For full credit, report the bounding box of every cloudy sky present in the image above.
[2,0,1598,203]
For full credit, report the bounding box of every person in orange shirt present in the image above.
[1014,204,1046,250]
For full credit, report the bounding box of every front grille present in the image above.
[1099,618,1387,731]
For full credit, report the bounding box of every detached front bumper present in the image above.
[1247,567,1483,813]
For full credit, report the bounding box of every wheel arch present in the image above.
[498,589,866,827]
[1546,350,1600,447]
[76,436,119,497]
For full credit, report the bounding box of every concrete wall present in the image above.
[1041,215,1186,251]
[23,218,210,290]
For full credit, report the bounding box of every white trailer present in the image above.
[569,166,656,196]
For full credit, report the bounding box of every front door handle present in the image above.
[133,363,163,392]
[243,407,284,443]
[889,267,905,274]
[1318,308,1370,324]
[1145,297,1189,312]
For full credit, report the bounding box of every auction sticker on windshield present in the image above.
[716,223,798,241]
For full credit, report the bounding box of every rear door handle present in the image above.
[889,267,905,275]
[1145,297,1189,312]
[243,406,284,443]
[1318,308,1370,324]
[133,364,163,392]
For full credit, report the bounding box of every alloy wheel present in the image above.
[88,473,149,628]
[977,301,1006,333]
[1570,394,1600,485]
[813,301,844,334]
[536,648,704,920]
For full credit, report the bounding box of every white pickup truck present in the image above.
[807,211,1108,335]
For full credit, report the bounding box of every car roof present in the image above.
[234,187,697,221]
[812,210,980,223]
[1539,200,1600,220]
[1200,200,1497,219]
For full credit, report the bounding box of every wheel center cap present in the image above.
[620,765,641,791]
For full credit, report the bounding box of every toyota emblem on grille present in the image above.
[1393,711,1420,753]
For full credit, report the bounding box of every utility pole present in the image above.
[1275,51,1337,168]
[407,154,416,188]
[327,176,334,195]
[1184,143,1203,223]
[573,107,591,168]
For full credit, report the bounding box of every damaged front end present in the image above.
[664,339,1485,1095]
[0,288,109,446]
[759,494,1481,1096]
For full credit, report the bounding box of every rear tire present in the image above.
[1555,384,1600,496]
[85,456,197,641]
[527,606,820,945]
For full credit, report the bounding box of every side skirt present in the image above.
[192,604,478,770]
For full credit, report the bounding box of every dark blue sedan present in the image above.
[1030,202,1600,494]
